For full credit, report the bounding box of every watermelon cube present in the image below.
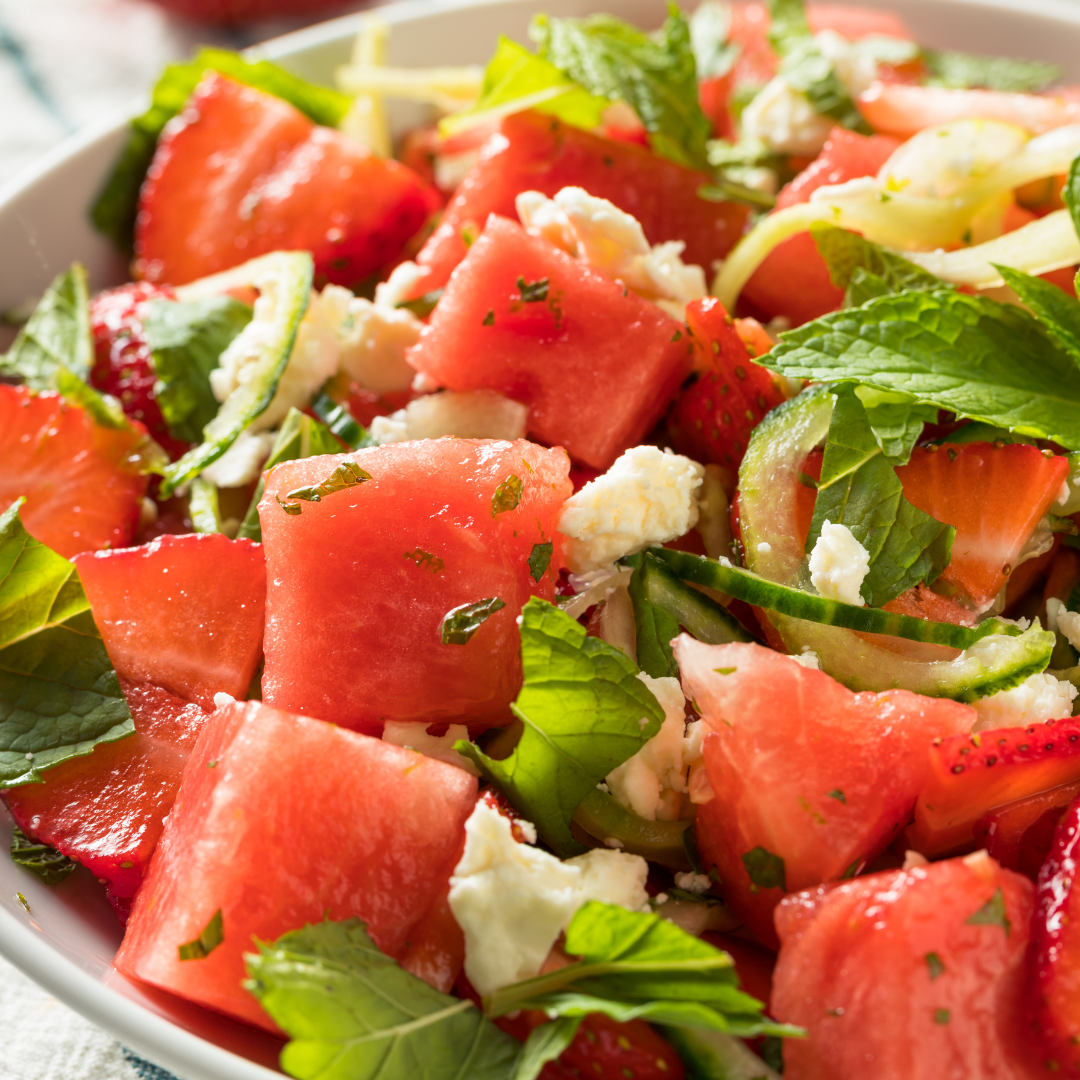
[114,701,478,1031]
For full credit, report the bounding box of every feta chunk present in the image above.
[327,285,423,394]
[1049,598,1080,652]
[199,429,276,488]
[673,871,712,894]
[808,519,870,606]
[381,721,479,775]
[558,446,705,574]
[369,390,528,444]
[516,187,707,316]
[972,672,1078,733]
[373,260,428,310]
[790,649,821,670]
[448,801,649,995]
[740,75,833,156]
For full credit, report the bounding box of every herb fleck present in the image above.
[482,309,495,327]
[517,276,549,303]
[279,461,372,514]
[10,826,75,886]
[742,845,786,891]
[492,474,524,516]
[713,666,737,675]
[934,1008,951,1025]
[827,789,846,804]
[528,541,553,583]
[178,908,224,961]
[441,597,507,644]
[965,887,1011,936]
[925,952,945,981]
[404,549,445,574]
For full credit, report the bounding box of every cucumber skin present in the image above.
[660,1025,781,1080]
[738,387,1054,701]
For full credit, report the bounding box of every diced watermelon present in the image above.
[772,853,1037,1079]
[411,111,748,294]
[259,439,571,732]
[114,700,478,1031]
[675,636,974,946]
[399,869,465,993]
[4,682,209,918]
[0,384,149,559]
[407,216,694,469]
[73,533,266,708]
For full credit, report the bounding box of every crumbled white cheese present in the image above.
[1057,478,1072,507]
[789,649,821,670]
[971,672,1078,733]
[558,446,705,574]
[673,871,712,894]
[740,75,833,156]
[808,520,870,607]
[373,260,428,310]
[381,721,479,775]
[1048,598,1080,652]
[448,801,649,995]
[199,429,276,488]
[607,674,694,821]
[213,692,236,709]
[369,390,528,444]
[516,187,707,316]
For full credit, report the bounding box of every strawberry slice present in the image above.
[135,72,438,289]
[89,281,188,461]
[908,718,1080,857]
[1030,792,1080,1070]
[896,442,1069,612]
[974,781,1080,880]
[667,297,785,471]
[0,384,149,559]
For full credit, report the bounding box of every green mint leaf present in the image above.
[854,386,939,466]
[280,461,373,513]
[178,908,224,961]
[965,887,1011,936]
[742,846,786,891]
[0,264,92,388]
[456,598,665,856]
[690,0,741,80]
[827,789,846,804]
[441,598,507,644]
[244,918,520,1080]
[513,1017,582,1080]
[517,276,550,303]
[531,7,713,171]
[144,295,253,443]
[491,474,524,516]
[995,264,1080,370]
[934,1007,951,1025]
[161,251,314,498]
[807,385,954,607]
[237,408,342,541]
[764,289,1080,449]
[528,541,553,583]
[922,49,1061,92]
[10,826,75,885]
[925,951,945,981]
[0,501,134,787]
[92,48,351,251]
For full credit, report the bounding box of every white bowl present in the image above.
[3,0,1080,1076]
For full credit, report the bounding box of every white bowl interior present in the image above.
[3,0,1080,1077]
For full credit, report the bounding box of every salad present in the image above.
[3,0,1080,1076]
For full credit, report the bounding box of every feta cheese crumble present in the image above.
[808,519,870,606]
[971,672,1078,733]
[1048,598,1080,652]
[673,871,712,894]
[369,390,528,444]
[740,76,833,156]
[448,801,649,995]
[212,692,236,709]
[558,446,705,574]
[381,721,479,775]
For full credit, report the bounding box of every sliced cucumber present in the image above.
[735,386,1054,700]
[188,477,222,534]
[572,789,692,870]
[660,1025,781,1080]
[311,390,376,449]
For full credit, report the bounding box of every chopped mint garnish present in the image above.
[441,597,507,644]
[742,846,786,891]
[178,908,224,961]
[10,826,75,886]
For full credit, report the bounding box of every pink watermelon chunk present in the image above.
[114,700,478,1031]
[259,438,571,733]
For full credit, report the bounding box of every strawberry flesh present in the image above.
[974,781,1080,880]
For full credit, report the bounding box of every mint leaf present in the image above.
[441,598,507,644]
[0,501,134,787]
[244,918,520,1080]
[456,598,665,856]
[764,289,1080,449]
[92,48,351,251]
[10,825,75,885]
[922,49,1061,92]
[995,264,1080,369]
[690,0,741,80]
[965,886,1011,936]
[854,386,939,465]
[742,846,786,891]
[527,541,553,583]
[808,385,954,607]
[531,7,712,171]
[492,474,524,516]
[514,1018,582,1080]
[144,295,253,443]
[236,408,342,542]
[178,908,224,961]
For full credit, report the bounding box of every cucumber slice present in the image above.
[311,390,377,449]
[660,1026,781,1080]
[161,251,314,497]
[735,386,1054,699]
[572,789,692,870]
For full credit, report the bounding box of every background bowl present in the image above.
[3,0,1080,1076]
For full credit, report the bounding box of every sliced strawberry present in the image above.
[135,73,438,289]
[1029,792,1080,1069]
[908,718,1080,857]
[896,442,1069,612]
[0,384,149,559]
[89,281,188,461]
[974,781,1080,880]
[667,297,786,471]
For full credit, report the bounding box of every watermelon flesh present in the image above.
[260,438,571,732]
[114,701,478,1031]
[407,217,694,470]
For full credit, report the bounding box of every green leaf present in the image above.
[807,385,954,607]
[517,277,550,304]
[244,918,520,1080]
[456,598,665,856]
[922,49,1061,92]
[144,295,253,443]
[236,408,343,542]
[10,825,75,885]
[995,264,1080,370]
[160,251,314,498]
[0,264,92,387]
[528,542,553,583]
[178,908,224,961]
[925,951,945,981]
[491,474,524,517]
[763,288,1080,449]
[441,598,507,645]
[0,501,134,787]
[742,846,786,891]
[854,386,939,466]
[531,7,713,171]
[91,48,351,251]
[690,0,741,80]
[281,461,373,510]
[513,1017,582,1080]
[965,886,1011,936]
